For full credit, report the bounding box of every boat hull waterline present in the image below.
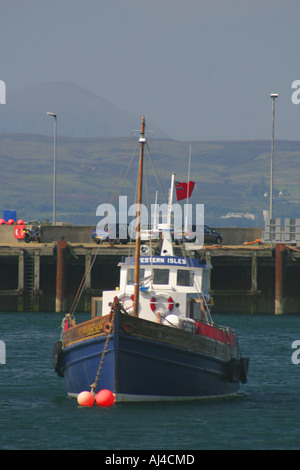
[58,312,247,403]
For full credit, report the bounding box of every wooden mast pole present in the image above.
[133,116,145,317]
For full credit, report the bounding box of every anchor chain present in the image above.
[90,312,114,396]
[90,297,125,395]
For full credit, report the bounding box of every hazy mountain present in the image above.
[0,81,168,138]
[0,132,299,226]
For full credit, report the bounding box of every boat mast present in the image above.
[133,116,146,318]
[160,173,175,257]
[167,172,175,226]
[185,145,192,232]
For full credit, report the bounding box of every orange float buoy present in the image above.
[96,389,114,407]
[77,391,95,407]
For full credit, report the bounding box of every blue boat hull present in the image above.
[61,312,242,402]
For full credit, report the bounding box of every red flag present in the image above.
[175,181,195,201]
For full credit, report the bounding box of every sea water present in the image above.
[0,312,300,450]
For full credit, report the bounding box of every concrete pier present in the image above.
[204,243,300,314]
[0,240,299,314]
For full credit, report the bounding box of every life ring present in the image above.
[120,294,134,314]
[167,296,174,311]
[14,225,25,240]
[150,296,156,312]
[149,295,174,315]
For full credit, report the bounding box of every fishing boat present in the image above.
[53,116,249,403]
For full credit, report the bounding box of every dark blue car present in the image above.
[91,224,130,244]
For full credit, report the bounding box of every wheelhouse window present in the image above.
[127,268,145,285]
[177,269,194,287]
[153,269,169,285]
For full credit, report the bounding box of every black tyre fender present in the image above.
[53,341,64,377]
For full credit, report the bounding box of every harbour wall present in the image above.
[0,225,263,245]
[0,227,299,315]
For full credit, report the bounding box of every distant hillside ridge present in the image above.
[0,81,168,138]
[0,132,299,226]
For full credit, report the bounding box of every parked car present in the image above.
[91,224,130,244]
[204,225,222,244]
[131,224,175,241]
[174,225,222,245]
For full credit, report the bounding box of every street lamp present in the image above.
[46,112,57,226]
[269,93,278,219]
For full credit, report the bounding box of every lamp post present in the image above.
[269,93,278,219]
[46,112,57,226]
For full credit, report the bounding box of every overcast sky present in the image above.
[1,0,300,141]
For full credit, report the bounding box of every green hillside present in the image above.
[0,133,299,226]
